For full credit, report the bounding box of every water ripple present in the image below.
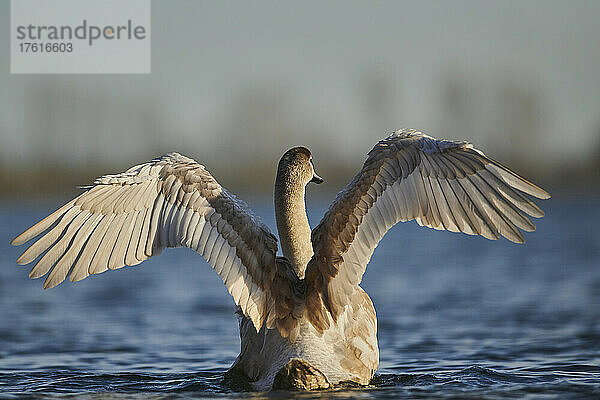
[1,200,599,398]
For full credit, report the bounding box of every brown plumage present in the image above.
[12,153,303,337]
[11,129,549,390]
[304,130,549,333]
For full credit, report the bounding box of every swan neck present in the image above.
[274,177,313,279]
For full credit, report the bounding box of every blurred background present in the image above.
[1,3,599,396]
[1,0,599,200]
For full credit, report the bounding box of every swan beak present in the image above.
[310,173,324,184]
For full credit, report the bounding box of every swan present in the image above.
[11,128,550,390]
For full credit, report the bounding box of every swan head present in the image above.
[276,147,323,189]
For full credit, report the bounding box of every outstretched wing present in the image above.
[305,129,550,332]
[12,153,303,336]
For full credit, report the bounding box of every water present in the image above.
[0,196,599,398]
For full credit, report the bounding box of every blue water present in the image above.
[0,196,599,398]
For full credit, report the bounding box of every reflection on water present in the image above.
[0,197,598,398]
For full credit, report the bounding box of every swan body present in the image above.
[232,286,377,390]
[11,129,550,390]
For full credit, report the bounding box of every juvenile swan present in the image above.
[12,129,550,390]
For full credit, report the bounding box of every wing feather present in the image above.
[130,208,150,265]
[87,213,116,275]
[56,213,104,283]
[124,210,145,266]
[16,206,80,265]
[28,210,89,279]
[76,186,111,213]
[190,214,206,252]
[41,211,93,288]
[146,193,164,257]
[470,173,535,232]
[182,211,200,249]
[217,245,236,279]
[485,162,550,199]
[12,153,303,338]
[305,129,549,332]
[73,213,114,279]
[196,219,214,254]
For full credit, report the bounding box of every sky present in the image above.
[0,0,599,188]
